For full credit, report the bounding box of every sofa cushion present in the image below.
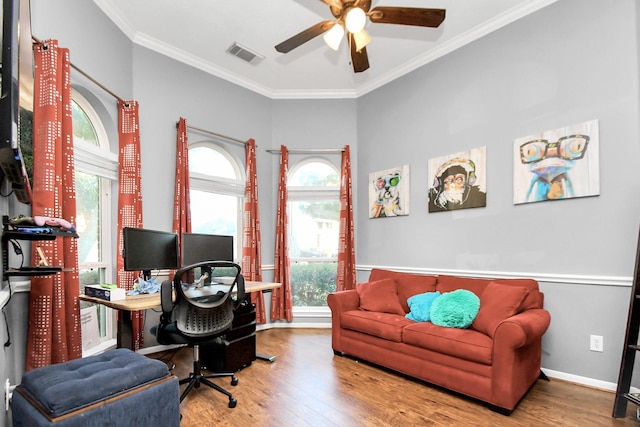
[430,289,480,328]
[493,278,541,310]
[405,291,441,322]
[341,310,413,342]
[436,275,488,297]
[472,282,529,337]
[438,275,542,311]
[403,322,493,365]
[356,278,405,315]
[369,269,437,313]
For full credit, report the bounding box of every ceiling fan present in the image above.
[274,0,446,73]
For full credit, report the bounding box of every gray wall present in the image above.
[271,97,358,205]
[130,44,274,232]
[356,0,640,385]
[0,4,637,425]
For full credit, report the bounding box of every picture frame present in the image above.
[428,147,487,212]
[513,119,600,204]
[368,165,410,218]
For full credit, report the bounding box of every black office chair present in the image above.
[155,261,245,408]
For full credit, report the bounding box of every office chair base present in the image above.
[179,371,239,408]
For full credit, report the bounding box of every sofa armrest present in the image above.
[327,290,359,314]
[491,308,550,409]
[493,308,551,350]
[327,290,359,354]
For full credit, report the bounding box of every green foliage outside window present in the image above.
[71,102,99,143]
[19,108,33,184]
[291,262,337,306]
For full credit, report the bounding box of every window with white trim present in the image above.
[188,142,244,259]
[287,159,340,307]
[73,91,118,352]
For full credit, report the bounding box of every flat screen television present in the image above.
[0,0,33,204]
[122,227,179,280]
[181,232,234,266]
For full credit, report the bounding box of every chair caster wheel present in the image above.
[231,377,239,386]
[228,398,237,408]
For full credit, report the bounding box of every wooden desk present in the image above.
[80,281,281,351]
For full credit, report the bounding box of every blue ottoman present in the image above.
[11,348,180,427]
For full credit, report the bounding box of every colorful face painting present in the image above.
[369,165,410,218]
[428,147,487,213]
[513,119,600,204]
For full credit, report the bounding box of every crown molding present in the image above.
[94,0,557,100]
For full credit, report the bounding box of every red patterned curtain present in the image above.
[336,145,356,291]
[26,40,81,370]
[115,100,144,349]
[172,118,191,259]
[271,145,293,321]
[242,139,266,323]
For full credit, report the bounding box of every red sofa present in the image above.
[327,269,551,413]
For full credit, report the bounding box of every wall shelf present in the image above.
[1,215,78,279]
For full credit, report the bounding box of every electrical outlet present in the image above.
[4,379,11,412]
[590,335,604,352]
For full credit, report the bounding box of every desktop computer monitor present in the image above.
[181,233,235,288]
[181,233,234,266]
[122,227,179,280]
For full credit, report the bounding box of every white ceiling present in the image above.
[92,0,556,99]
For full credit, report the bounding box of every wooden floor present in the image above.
[148,329,639,426]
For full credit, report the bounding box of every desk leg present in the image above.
[117,310,134,350]
[256,352,276,362]
[243,293,276,363]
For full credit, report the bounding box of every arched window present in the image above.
[287,159,340,307]
[73,90,118,353]
[188,142,244,258]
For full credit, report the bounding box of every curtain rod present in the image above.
[32,36,126,103]
[186,124,248,146]
[266,148,344,154]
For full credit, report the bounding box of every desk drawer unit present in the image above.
[201,332,257,372]
[201,302,257,371]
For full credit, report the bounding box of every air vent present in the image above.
[226,42,264,64]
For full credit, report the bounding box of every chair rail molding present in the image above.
[356,265,631,288]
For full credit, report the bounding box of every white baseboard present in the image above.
[256,322,331,331]
[137,343,184,356]
[542,368,638,393]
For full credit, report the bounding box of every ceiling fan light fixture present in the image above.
[345,7,366,33]
[353,29,371,51]
[323,23,344,51]
[274,3,447,74]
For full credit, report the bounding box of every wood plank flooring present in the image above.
[148,329,639,427]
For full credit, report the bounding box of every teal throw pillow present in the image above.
[430,289,480,328]
[405,291,441,322]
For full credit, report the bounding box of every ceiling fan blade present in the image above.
[369,7,446,27]
[275,20,334,53]
[349,32,369,73]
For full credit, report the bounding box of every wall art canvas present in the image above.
[369,165,410,218]
[513,119,600,204]
[428,147,487,212]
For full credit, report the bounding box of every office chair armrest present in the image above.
[234,274,246,309]
[160,280,174,319]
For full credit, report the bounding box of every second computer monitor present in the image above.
[181,232,234,266]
